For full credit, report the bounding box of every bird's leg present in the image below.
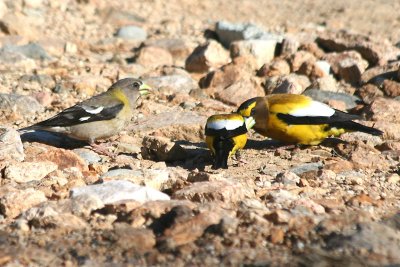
[88,140,118,158]
[234,150,248,165]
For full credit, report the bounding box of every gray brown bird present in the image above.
[20,78,151,145]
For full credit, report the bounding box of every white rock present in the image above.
[0,127,24,164]
[70,180,170,204]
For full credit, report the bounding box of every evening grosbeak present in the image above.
[205,113,255,169]
[237,94,383,145]
[19,78,151,144]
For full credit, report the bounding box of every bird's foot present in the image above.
[89,142,118,159]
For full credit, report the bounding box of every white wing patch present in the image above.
[207,119,244,130]
[79,116,91,121]
[289,101,334,117]
[83,106,104,114]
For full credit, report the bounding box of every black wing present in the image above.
[277,109,361,125]
[205,124,247,139]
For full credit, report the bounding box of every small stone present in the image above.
[135,46,173,68]
[271,74,310,94]
[143,75,198,94]
[266,189,298,204]
[141,136,188,162]
[381,79,400,97]
[64,42,78,54]
[310,75,341,92]
[73,148,101,164]
[386,174,400,184]
[338,57,368,84]
[215,78,264,106]
[257,59,291,77]
[280,37,300,55]
[289,51,316,72]
[290,162,323,175]
[174,180,254,204]
[270,228,285,244]
[130,111,206,142]
[0,188,47,218]
[293,199,325,214]
[115,25,147,41]
[230,39,277,68]
[23,0,44,8]
[265,210,292,224]
[0,127,24,165]
[70,180,170,204]
[71,75,111,97]
[275,171,300,185]
[158,210,222,249]
[215,21,283,48]
[114,223,155,252]
[361,64,398,85]
[364,97,400,123]
[4,161,58,183]
[187,171,224,182]
[185,40,230,73]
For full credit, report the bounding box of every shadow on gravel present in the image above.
[19,130,88,149]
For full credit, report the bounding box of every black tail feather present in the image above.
[212,138,234,169]
[329,121,383,136]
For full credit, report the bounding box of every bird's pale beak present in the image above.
[139,83,152,96]
[244,116,256,130]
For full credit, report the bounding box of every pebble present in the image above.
[4,161,58,183]
[73,148,102,164]
[115,25,147,41]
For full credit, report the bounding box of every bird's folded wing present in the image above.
[277,109,362,125]
[34,96,124,127]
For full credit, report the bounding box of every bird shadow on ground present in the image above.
[167,140,212,171]
[20,131,88,149]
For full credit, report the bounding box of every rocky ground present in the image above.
[0,0,400,266]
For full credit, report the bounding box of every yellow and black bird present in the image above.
[237,94,383,145]
[205,113,255,169]
[20,78,151,145]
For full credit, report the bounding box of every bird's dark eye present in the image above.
[250,108,256,116]
[132,82,140,88]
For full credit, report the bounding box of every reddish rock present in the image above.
[185,40,230,73]
[0,188,47,218]
[24,143,88,171]
[337,57,367,84]
[270,74,310,94]
[324,50,368,79]
[256,59,291,77]
[215,78,264,106]
[364,97,400,123]
[199,61,246,90]
[289,51,316,72]
[299,42,326,58]
[269,227,285,244]
[381,79,400,97]
[158,211,222,248]
[114,223,156,253]
[173,180,255,204]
